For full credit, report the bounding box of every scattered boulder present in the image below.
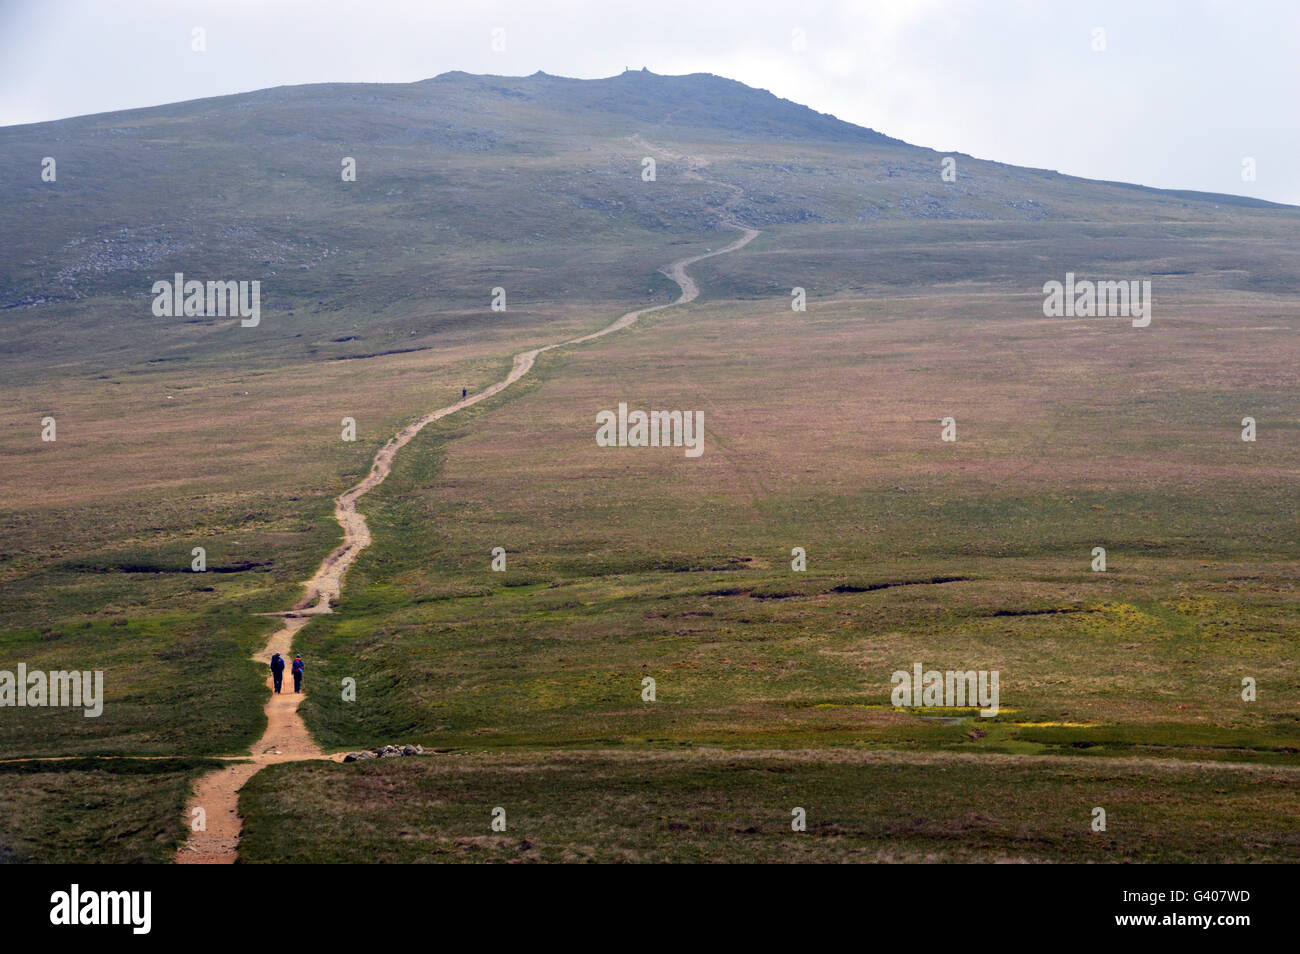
[343,743,425,762]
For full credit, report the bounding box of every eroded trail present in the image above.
[174,217,759,863]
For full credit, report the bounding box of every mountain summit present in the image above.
[421,69,906,146]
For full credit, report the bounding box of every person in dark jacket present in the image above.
[292,654,305,694]
[270,653,285,694]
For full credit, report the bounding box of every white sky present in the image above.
[1,0,1296,204]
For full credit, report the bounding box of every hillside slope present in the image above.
[2,69,1296,376]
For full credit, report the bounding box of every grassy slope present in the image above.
[297,237,1299,759]
[267,208,1296,861]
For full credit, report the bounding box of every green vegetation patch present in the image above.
[0,757,219,863]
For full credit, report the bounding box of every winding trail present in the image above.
[174,210,760,863]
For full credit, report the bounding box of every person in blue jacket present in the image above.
[270,653,285,694]
[292,653,305,694]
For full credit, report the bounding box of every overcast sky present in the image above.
[2,0,1296,204]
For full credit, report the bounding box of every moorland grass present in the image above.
[240,749,1300,863]
[0,757,220,863]
[297,280,1298,764]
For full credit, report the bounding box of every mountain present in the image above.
[1,70,1297,377]
[2,71,1298,866]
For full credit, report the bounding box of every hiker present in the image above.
[270,653,285,694]
[292,653,305,694]
[462,387,467,398]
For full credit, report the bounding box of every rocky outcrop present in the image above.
[343,744,425,762]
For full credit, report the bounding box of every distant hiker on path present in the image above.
[270,653,285,694]
[292,654,305,694]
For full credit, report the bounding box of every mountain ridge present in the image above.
[3,69,1290,210]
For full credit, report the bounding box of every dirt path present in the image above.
[173,210,760,863]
